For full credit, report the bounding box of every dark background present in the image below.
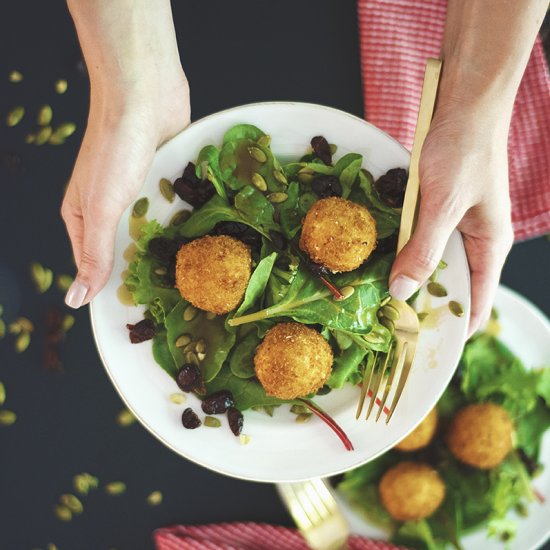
[0,1,549,549]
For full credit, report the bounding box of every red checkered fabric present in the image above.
[154,523,407,550]
[357,0,550,241]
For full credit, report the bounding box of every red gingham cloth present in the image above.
[357,0,550,241]
[154,523,407,550]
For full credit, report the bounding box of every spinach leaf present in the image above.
[233,185,280,234]
[229,330,260,379]
[278,181,302,239]
[178,194,240,238]
[334,153,362,177]
[196,145,228,201]
[152,327,178,379]
[223,124,265,143]
[282,161,334,177]
[516,400,550,458]
[339,157,363,198]
[329,344,369,389]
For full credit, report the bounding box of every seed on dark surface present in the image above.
[173,162,216,208]
[269,230,287,251]
[212,221,262,249]
[201,390,235,414]
[176,363,203,392]
[375,168,408,208]
[311,175,342,198]
[227,406,244,436]
[126,318,155,343]
[427,282,448,298]
[181,407,202,429]
[311,136,332,165]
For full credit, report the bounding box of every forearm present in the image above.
[438,0,548,125]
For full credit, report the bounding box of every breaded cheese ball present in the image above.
[175,235,252,315]
[446,403,514,469]
[254,322,333,400]
[395,407,438,452]
[299,197,377,272]
[379,462,446,521]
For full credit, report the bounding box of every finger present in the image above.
[61,199,84,269]
[389,194,462,300]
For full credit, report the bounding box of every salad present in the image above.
[338,318,550,548]
[123,123,408,444]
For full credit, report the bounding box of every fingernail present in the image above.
[65,280,88,309]
[389,275,419,301]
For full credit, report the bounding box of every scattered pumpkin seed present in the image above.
[263,405,276,417]
[56,274,74,292]
[169,393,186,404]
[329,143,337,155]
[8,322,21,334]
[438,260,448,270]
[175,334,192,348]
[204,416,221,428]
[54,505,72,522]
[205,311,216,320]
[0,410,16,425]
[30,262,53,293]
[195,338,206,354]
[15,332,31,353]
[427,281,448,298]
[380,295,392,307]
[48,134,65,145]
[6,106,24,127]
[251,172,267,192]
[54,122,76,138]
[159,178,175,203]
[9,70,23,82]
[257,135,271,148]
[0,320,4,339]
[35,126,53,145]
[55,79,68,94]
[61,312,75,332]
[448,300,464,318]
[47,544,59,550]
[15,317,34,332]
[196,351,206,362]
[132,197,149,218]
[25,134,36,144]
[37,105,53,126]
[154,267,167,276]
[60,493,83,514]
[147,490,163,506]
[298,167,314,184]
[248,146,267,163]
[105,482,126,496]
[335,286,354,301]
[185,351,199,366]
[183,341,197,354]
[290,404,309,415]
[295,413,312,424]
[417,312,429,322]
[0,304,3,315]
[267,192,288,204]
[170,209,191,226]
[116,409,136,427]
[381,304,400,321]
[0,382,5,406]
[183,304,198,322]
[239,434,251,445]
[273,169,288,185]
[73,473,98,495]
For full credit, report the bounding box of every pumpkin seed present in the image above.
[267,192,288,204]
[60,494,83,514]
[116,409,136,427]
[15,332,31,353]
[169,393,186,404]
[239,434,251,445]
[54,122,76,138]
[362,331,386,346]
[204,416,221,428]
[417,312,429,322]
[197,351,206,361]
[25,134,36,144]
[251,172,267,192]
[295,413,312,424]
[195,338,206,354]
[30,262,53,293]
[147,490,163,506]
[290,404,309,415]
[54,505,72,522]
[8,322,21,335]
[427,282,448,297]
[381,304,400,321]
[335,285,354,301]
[257,134,271,148]
[9,70,23,82]
[16,317,34,332]
[154,267,167,276]
[438,259,448,270]
[132,197,149,218]
[48,133,65,145]
[329,144,337,155]
[170,209,191,226]
[183,341,197,354]
[0,410,16,425]
[35,126,53,145]
[6,106,24,127]
[159,178,175,203]
[0,304,3,316]
[273,170,288,185]
[47,544,59,550]
[56,274,74,292]
[380,295,392,307]
[60,314,75,333]
[185,351,200,366]
[0,320,4,339]
[183,304,198,322]
[0,381,5,406]
[105,482,126,495]
[55,79,68,94]
[248,146,267,163]
[205,311,217,320]
[448,300,464,318]
[175,334,192,348]
[37,105,53,126]
[298,167,314,184]
[380,317,395,333]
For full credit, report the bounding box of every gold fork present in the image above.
[356,58,442,424]
[276,478,350,550]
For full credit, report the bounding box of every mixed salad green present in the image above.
[338,324,550,549]
[124,124,403,417]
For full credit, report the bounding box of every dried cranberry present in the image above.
[517,449,539,476]
[311,136,332,165]
[201,390,235,414]
[148,237,179,262]
[311,175,342,198]
[126,319,155,343]
[269,230,287,251]
[376,233,398,254]
[375,168,408,208]
[212,221,261,249]
[227,407,244,436]
[181,408,202,429]
[173,162,216,208]
[176,363,203,392]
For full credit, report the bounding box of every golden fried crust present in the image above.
[175,235,252,315]
[254,322,333,400]
[299,197,377,272]
[395,407,438,452]
[446,403,514,469]
[379,462,446,521]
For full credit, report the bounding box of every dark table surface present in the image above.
[1,2,549,549]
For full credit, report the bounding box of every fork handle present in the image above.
[396,58,442,254]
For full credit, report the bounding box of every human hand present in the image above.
[62,75,190,308]
[388,109,514,337]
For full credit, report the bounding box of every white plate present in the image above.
[335,285,550,550]
[90,102,470,482]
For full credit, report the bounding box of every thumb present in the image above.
[389,197,461,301]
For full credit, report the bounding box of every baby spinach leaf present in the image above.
[178,195,239,237]
[196,145,228,201]
[329,344,369,389]
[233,185,280,234]
[334,153,362,176]
[278,181,302,239]
[223,124,265,143]
[152,328,178,379]
[339,157,363,198]
[229,330,260,379]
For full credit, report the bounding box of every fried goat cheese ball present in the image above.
[299,196,377,272]
[446,402,514,469]
[175,235,252,315]
[379,462,446,522]
[395,407,438,452]
[254,322,333,400]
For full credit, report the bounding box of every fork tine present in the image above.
[375,339,400,421]
[386,339,417,423]
[355,351,376,419]
[365,351,388,420]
